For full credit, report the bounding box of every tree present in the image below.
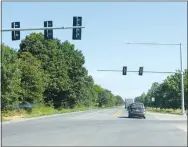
[18,51,46,104]
[115,95,124,106]
[19,33,71,107]
[134,70,188,110]
[2,33,124,111]
[1,44,21,110]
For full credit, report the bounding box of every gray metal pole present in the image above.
[1,26,85,32]
[125,42,186,115]
[180,43,185,115]
[97,69,176,74]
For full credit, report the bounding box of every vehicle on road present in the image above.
[128,103,146,119]
[125,98,134,109]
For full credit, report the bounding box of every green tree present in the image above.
[2,33,124,111]
[18,51,46,104]
[1,44,21,110]
[135,70,188,110]
[115,95,124,106]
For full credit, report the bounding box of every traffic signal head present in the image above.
[122,66,127,75]
[44,21,53,39]
[72,16,82,40]
[11,22,20,41]
[139,67,144,76]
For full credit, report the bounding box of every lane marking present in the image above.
[2,109,110,125]
[2,108,121,124]
[147,111,187,117]
[68,108,116,118]
[2,111,87,125]
[176,125,187,132]
[154,115,187,132]
[112,112,118,116]
[153,115,187,121]
[154,116,160,120]
[112,111,122,116]
[73,110,107,117]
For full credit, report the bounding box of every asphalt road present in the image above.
[2,108,187,146]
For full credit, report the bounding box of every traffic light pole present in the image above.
[3,18,84,40]
[179,43,185,115]
[1,26,85,32]
[125,42,185,115]
[97,69,176,74]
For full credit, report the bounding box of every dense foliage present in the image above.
[134,70,188,109]
[1,33,124,111]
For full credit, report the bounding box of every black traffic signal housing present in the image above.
[44,21,53,39]
[72,16,82,40]
[122,66,127,75]
[139,67,144,76]
[11,22,20,41]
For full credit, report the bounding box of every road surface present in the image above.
[2,108,187,146]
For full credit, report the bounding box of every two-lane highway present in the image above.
[2,108,187,146]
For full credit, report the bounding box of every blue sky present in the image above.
[2,2,187,99]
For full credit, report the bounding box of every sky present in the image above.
[2,2,187,99]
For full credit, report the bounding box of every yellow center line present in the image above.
[112,111,122,116]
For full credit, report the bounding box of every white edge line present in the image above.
[1,110,87,125]
[1,108,114,125]
[147,111,186,117]
[176,126,187,132]
[69,108,114,118]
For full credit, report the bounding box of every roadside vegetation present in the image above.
[2,106,95,121]
[2,33,124,121]
[135,70,188,114]
[146,107,181,115]
[2,105,121,121]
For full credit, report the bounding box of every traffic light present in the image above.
[139,67,144,76]
[72,16,82,40]
[44,21,53,39]
[122,66,127,75]
[11,22,20,41]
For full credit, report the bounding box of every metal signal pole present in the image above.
[125,42,185,115]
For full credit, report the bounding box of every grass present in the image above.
[2,105,120,122]
[146,107,182,115]
[2,106,91,121]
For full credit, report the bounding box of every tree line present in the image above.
[2,33,124,111]
[134,70,188,109]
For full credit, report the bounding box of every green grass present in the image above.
[146,107,181,115]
